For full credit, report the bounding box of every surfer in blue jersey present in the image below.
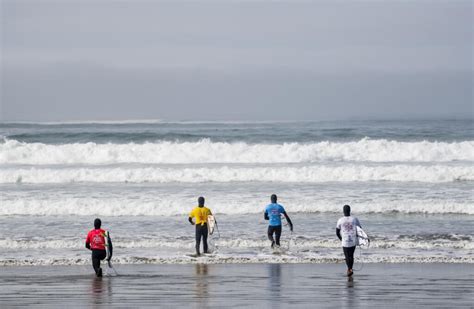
[336,205,362,277]
[264,194,293,249]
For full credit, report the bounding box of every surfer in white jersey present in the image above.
[336,205,362,277]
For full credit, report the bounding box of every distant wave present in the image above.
[1,139,473,165]
[2,164,473,184]
[0,119,165,125]
[1,198,472,215]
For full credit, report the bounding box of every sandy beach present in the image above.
[1,263,472,308]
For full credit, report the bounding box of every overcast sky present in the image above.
[1,0,472,121]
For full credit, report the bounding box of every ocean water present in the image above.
[0,119,473,266]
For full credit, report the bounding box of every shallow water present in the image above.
[0,212,472,266]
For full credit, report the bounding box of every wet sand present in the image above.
[0,263,472,308]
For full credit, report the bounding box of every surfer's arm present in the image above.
[264,211,269,220]
[189,209,196,225]
[336,228,342,241]
[283,212,293,231]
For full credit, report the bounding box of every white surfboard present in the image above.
[356,226,369,248]
[185,253,201,258]
[207,215,216,235]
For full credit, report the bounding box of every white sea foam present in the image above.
[2,164,472,184]
[1,237,471,250]
[1,197,472,215]
[1,233,472,266]
[1,254,472,267]
[2,139,473,165]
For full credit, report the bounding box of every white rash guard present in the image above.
[336,216,361,248]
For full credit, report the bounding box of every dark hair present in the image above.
[271,194,277,203]
[343,205,351,216]
[198,196,205,206]
[94,218,102,229]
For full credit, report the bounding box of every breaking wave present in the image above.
[1,235,472,250]
[1,198,472,215]
[2,164,473,184]
[1,138,473,165]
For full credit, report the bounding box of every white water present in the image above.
[1,236,472,250]
[2,139,473,165]
[1,196,472,215]
[2,163,473,184]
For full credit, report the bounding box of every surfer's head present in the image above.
[94,218,101,229]
[343,205,351,217]
[198,196,205,207]
[271,194,277,203]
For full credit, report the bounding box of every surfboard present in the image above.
[105,231,113,263]
[356,226,369,247]
[185,253,201,258]
[207,215,216,235]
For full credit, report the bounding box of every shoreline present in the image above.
[1,256,473,267]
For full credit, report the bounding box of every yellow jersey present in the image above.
[189,206,212,226]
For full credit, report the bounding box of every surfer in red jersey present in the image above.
[85,218,112,277]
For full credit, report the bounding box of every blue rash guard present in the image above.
[265,203,286,226]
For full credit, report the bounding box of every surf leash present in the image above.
[287,230,297,251]
[280,215,296,251]
[287,230,293,251]
[107,260,119,276]
[211,219,221,253]
[353,237,370,272]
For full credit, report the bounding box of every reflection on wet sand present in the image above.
[90,276,112,308]
[194,264,209,308]
[343,276,356,309]
[347,276,354,287]
[268,264,282,307]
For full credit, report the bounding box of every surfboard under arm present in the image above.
[356,226,368,239]
[105,231,113,261]
[356,226,369,247]
[207,215,216,235]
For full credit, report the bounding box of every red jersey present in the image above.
[86,229,106,250]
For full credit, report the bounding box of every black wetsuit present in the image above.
[92,250,106,275]
[195,224,208,255]
[336,217,358,271]
[267,225,282,246]
[343,246,356,269]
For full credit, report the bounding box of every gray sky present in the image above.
[1,0,472,121]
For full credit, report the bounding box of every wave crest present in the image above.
[1,198,472,215]
[2,164,473,184]
[1,138,473,165]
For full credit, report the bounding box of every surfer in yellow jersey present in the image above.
[188,196,213,256]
